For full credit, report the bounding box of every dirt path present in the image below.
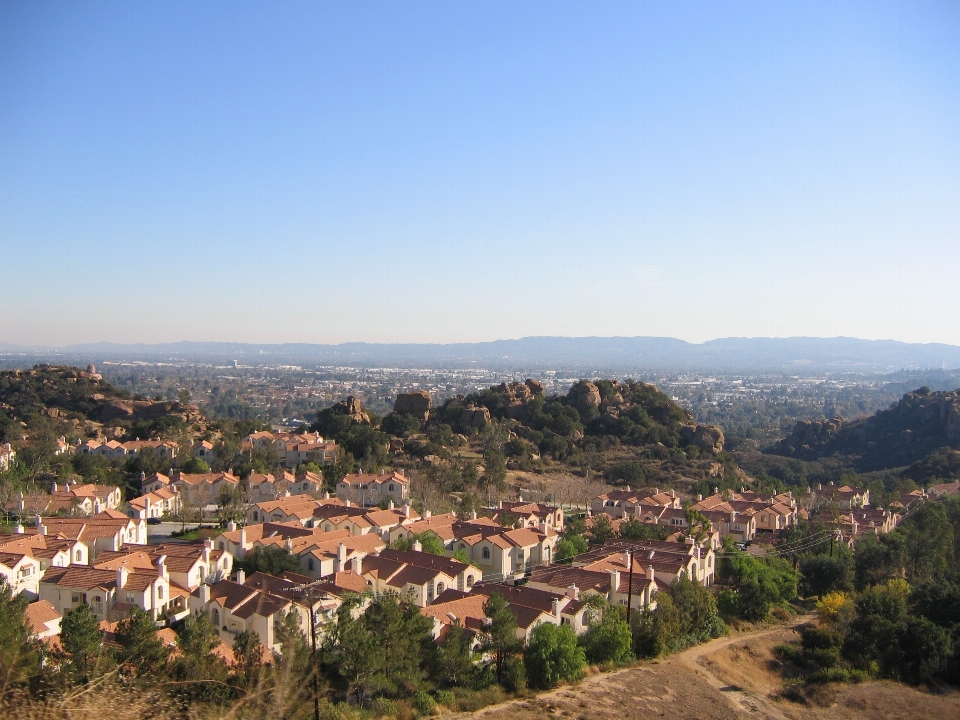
[453,619,811,720]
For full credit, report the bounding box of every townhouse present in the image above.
[0,443,15,472]
[40,558,172,623]
[247,470,325,502]
[127,486,182,520]
[0,528,89,570]
[359,549,472,607]
[573,538,716,587]
[25,600,62,643]
[241,430,338,468]
[488,500,564,532]
[337,470,409,506]
[171,471,241,506]
[591,487,682,519]
[188,572,311,653]
[0,551,42,598]
[38,512,148,560]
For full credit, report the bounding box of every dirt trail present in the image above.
[450,616,960,720]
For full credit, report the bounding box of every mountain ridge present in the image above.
[3,336,960,371]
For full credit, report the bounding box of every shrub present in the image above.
[411,691,436,715]
[433,689,455,707]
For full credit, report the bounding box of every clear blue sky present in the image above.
[2,1,959,347]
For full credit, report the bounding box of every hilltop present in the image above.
[768,386,960,472]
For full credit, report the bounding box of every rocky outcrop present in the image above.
[567,381,602,413]
[680,424,725,454]
[99,400,194,422]
[394,391,433,422]
[525,378,545,396]
[332,396,371,424]
[462,405,491,430]
[768,387,960,471]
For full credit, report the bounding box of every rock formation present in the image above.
[680,424,725,454]
[394,391,433,422]
[332,396,371,424]
[566,381,602,412]
[462,405,491,430]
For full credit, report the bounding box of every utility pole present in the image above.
[625,549,635,626]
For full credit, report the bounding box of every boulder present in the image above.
[505,400,528,421]
[394,391,433,422]
[566,381,601,413]
[681,424,725,454]
[462,405,491,430]
[525,378,545,396]
[333,396,371,424]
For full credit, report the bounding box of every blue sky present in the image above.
[2,1,959,346]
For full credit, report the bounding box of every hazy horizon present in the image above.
[3,1,959,347]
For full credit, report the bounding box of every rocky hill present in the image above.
[0,364,203,442]
[768,386,960,472]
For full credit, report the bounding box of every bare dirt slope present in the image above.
[451,619,960,720]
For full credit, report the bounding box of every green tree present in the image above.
[632,592,682,658]
[903,502,954,580]
[114,607,170,678]
[589,514,615,544]
[0,578,40,697]
[235,545,303,576]
[434,624,475,687]
[555,534,588,562]
[169,612,231,705]
[480,593,520,684]
[524,623,585,688]
[180,457,211,474]
[60,603,106,683]
[799,554,852,598]
[619,518,668,542]
[671,573,724,641]
[579,605,633,664]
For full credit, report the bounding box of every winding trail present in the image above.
[454,617,813,720]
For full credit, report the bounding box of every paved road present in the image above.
[146,521,192,544]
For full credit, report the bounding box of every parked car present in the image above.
[146,517,162,525]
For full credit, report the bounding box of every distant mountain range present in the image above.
[3,336,960,372]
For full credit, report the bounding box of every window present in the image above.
[253,511,259,521]
[308,558,315,571]
[75,550,82,562]
[218,542,225,550]
[212,609,220,626]
[125,593,136,603]
[517,549,525,561]
[157,586,164,600]
[437,582,445,594]
[388,484,395,492]
[466,575,474,588]
[20,565,32,577]
[482,547,490,560]
[72,593,81,604]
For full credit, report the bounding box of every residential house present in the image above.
[128,486,182,520]
[0,443,15,472]
[591,487,682,519]
[0,528,89,570]
[40,558,172,623]
[337,470,409,506]
[38,512,148,560]
[0,551,42,598]
[188,573,310,653]
[172,471,241,506]
[120,439,179,460]
[490,500,564,532]
[191,440,216,461]
[25,600,62,642]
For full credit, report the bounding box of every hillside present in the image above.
[0,364,203,442]
[768,386,960,473]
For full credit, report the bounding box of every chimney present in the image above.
[607,569,621,599]
[729,511,736,524]
[239,527,247,558]
[646,565,655,581]
[236,569,246,585]
[625,485,631,492]
[623,552,632,570]
[52,482,58,492]
[404,504,411,518]
[345,500,351,508]
[424,509,432,519]
[412,540,423,553]
[388,499,395,510]
[198,584,211,604]
[34,515,42,528]
[227,520,236,532]
[336,543,347,573]
[685,536,695,546]
[116,565,129,590]
[471,509,477,521]
[566,584,580,600]
[203,538,213,562]
[14,524,24,534]
[323,491,330,500]
[552,597,562,621]
[697,494,703,502]
[350,555,361,574]
[38,524,47,536]
[154,555,168,579]
[285,536,293,552]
